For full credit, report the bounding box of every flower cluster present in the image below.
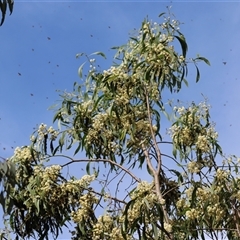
[37,123,48,140]
[187,161,202,173]
[130,181,154,199]
[48,126,58,140]
[126,181,166,226]
[164,223,172,233]
[71,192,98,223]
[215,168,230,181]
[92,215,113,239]
[30,123,59,143]
[32,165,62,193]
[177,185,226,224]
[176,159,240,233]
[90,214,131,240]
[13,146,33,164]
[169,102,218,154]
[195,135,210,152]
[7,150,97,236]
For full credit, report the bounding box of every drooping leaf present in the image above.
[86,161,91,175]
[7,0,13,14]
[52,110,61,123]
[183,77,188,87]
[59,131,66,152]
[0,191,5,213]
[169,169,183,184]
[74,143,81,156]
[172,144,177,158]
[195,64,200,83]
[53,145,60,155]
[195,56,211,66]
[43,134,48,155]
[174,34,188,58]
[0,0,13,26]
[152,223,158,240]
[158,12,165,18]
[50,140,54,154]
[0,0,7,26]
[77,62,86,79]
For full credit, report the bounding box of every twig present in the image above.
[88,187,127,205]
[57,155,141,183]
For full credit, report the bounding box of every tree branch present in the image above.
[57,155,141,183]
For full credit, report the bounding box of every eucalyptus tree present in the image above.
[1,11,239,240]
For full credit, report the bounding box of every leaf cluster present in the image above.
[0,0,13,26]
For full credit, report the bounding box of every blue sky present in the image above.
[0,0,240,239]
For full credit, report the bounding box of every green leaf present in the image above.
[92,94,104,112]
[215,142,222,155]
[0,0,7,26]
[76,52,84,58]
[138,155,145,169]
[35,198,40,215]
[74,143,81,156]
[143,199,150,209]
[130,37,139,43]
[190,184,199,208]
[195,64,200,83]
[0,191,5,213]
[50,140,54,154]
[172,144,177,159]
[158,12,165,18]
[120,128,127,141]
[195,56,210,66]
[59,131,66,152]
[43,134,48,154]
[86,162,91,175]
[7,0,14,14]
[78,62,86,78]
[183,78,188,87]
[53,145,60,155]
[170,169,183,183]
[174,34,188,58]
[52,110,60,123]
[179,64,185,83]
[152,223,158,240]
[162,108,170,121]
[90,51,107,59]
[146,164,153,176]
[66,138,73,150]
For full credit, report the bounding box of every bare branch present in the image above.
[88,188,127,205]
[57,155,141,183]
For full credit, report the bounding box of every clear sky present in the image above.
[0,0,240,239]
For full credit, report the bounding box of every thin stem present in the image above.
[88,188,127,205]
[58,155,141,183]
